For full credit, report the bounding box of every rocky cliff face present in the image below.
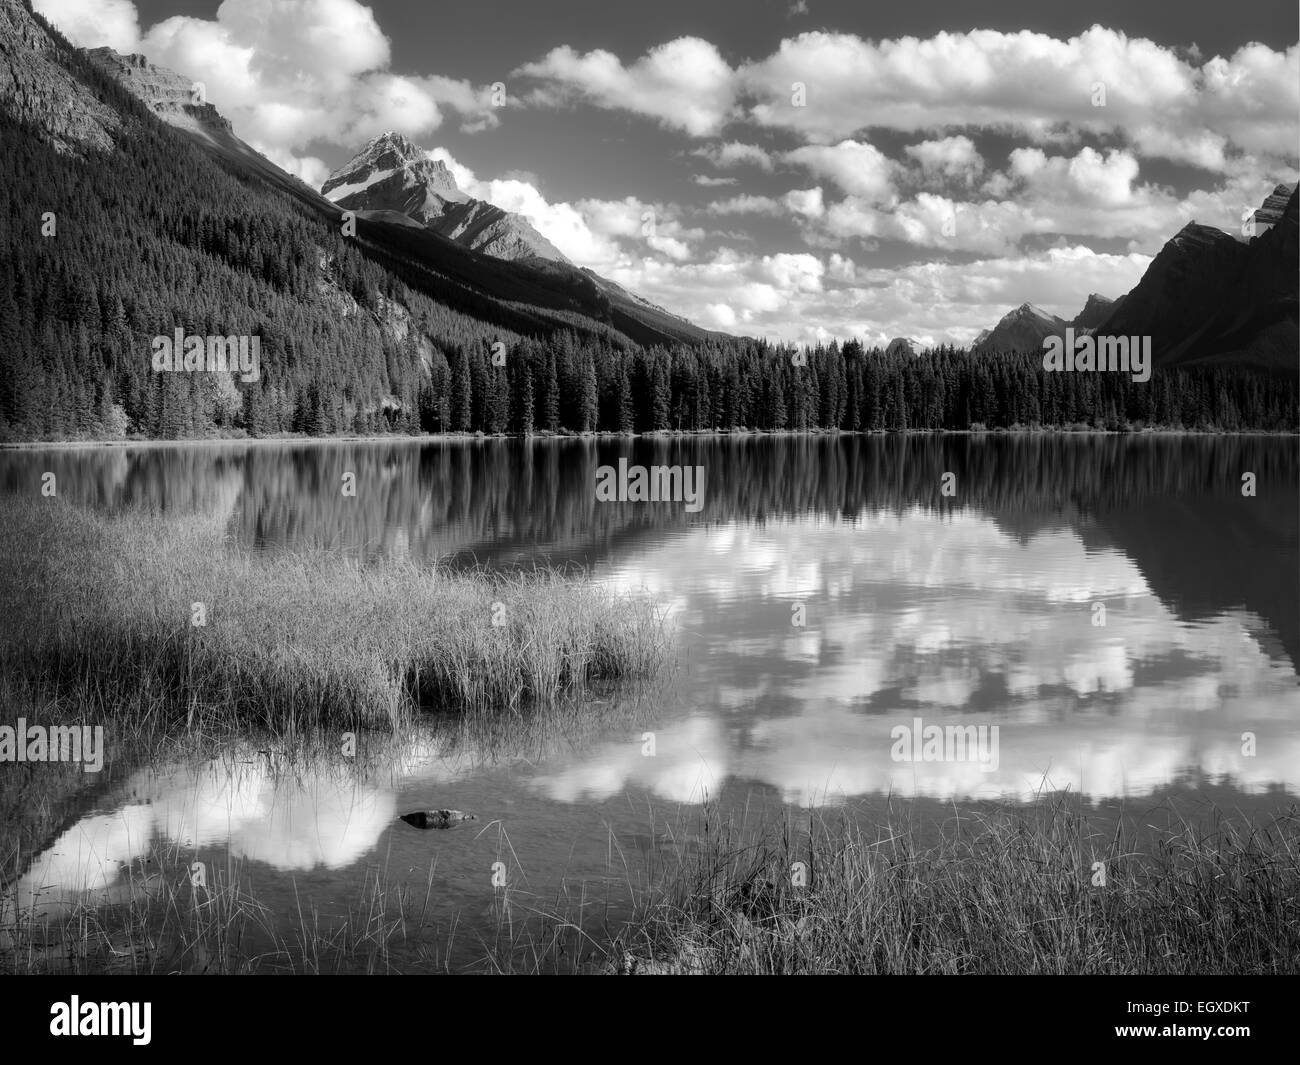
[322,132,568,263]
[1094,186,1298,372]
[84,48,234,143]
[0,0,120,152]
[1253,182,1298,234]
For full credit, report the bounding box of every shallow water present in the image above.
[4,434,1298,969]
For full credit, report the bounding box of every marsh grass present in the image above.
[4,784,1298,974]
[606,796,1300,974]
[0,497,671,735]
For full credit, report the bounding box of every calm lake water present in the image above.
[4,434,1298,969]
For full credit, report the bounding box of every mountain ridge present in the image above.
[1093,186,1299,372]
[972,183,1296,371]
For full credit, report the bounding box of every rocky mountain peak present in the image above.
[1071,293,1115,331]
[321,133,568,264]
[1253,182,1298,233]
[322,131,466,205]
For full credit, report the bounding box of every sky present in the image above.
[32,0,1300,346]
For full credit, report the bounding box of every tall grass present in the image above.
[610,797,1300,975]
[0,497,671,735]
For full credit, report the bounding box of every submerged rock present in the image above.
[400,809,476,830]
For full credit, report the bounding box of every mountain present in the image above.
[973,293,1127,354]
[68,40,715,350]
[0,0,733,443]
[322,132,568,263]
[83,46,335,210]
[0,0,120,151]
[973,182,1297,371]
[1093,185,1298,372]
[85,48,233,141]
[972,303,1069,354]
[885,337,920,357]
[1071,293,1120,331]
[1253,182,1297,235]
[319,132,719,344]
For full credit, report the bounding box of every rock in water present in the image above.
[401,809,476,830]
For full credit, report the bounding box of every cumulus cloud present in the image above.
[593,242,1152,347]
[782,187,825,218]
[790,146,1287,256]
[785,140,897,202]
[35,0,140,50]
[740,27,1298,171]
[905,135,985,185]
[515,26,1297,173]
[516,36,735,136]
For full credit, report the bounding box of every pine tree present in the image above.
[579,352,598,432]
[451,346,471,431]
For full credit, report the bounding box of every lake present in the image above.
[4,434,1298,970]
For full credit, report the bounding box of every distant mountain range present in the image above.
[972,296,1120,355]
[974,183,1298,372]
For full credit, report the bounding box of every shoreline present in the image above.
[3,426,1298,450]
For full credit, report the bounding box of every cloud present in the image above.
[516,36,735,136]
[34,0,140,50]
[785,140,897,202]
[739,27,1299,171]
[513,27,1295,174]
[827,253,856,282]
[693,174,739,187]
[691,141,775,171]
[513,27,1297,173]
[789,147,1288,255]
[427,148,704,268]
[905,135,985,185]
[705,194,784,216]
[782,187,825,218]
[593,242,1152,346]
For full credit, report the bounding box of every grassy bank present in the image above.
[0,497,670,734]
[6,790,1296,975]
[612,798,1300,975]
